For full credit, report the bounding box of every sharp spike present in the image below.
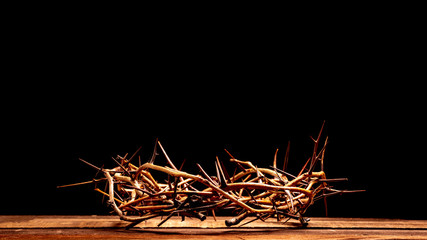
[225,149,246,172]
[318,178,348,183]
[220,160,231,183]
[216,156,228,187]
[308,136,328,174]
[179,158,187,171]
[111,156,131,177]
[196,163,216,186]
[158,141,178,170]
[56,178,106,188]
[224,149,235,159]
[149,139,159,164]
[128,145,142,164]
[321,136,328,172]
[297,157,311,177]
[273,148,279,169]
[79,158,101,171]
[283,141,290,171]
[310,121,326,171]
[214,161,221,186]
[323,190,328,217]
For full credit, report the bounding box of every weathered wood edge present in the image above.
[0,216,426,230]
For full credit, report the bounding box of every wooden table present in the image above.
[1,215,426,239]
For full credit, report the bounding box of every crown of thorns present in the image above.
[59,122,362,229]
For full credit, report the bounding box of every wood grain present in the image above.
[0,216,426,239]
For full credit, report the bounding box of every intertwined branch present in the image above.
[59,123,362,228]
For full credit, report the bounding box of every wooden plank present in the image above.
[0,215,426,230]
[0,216,426,240]
[1,228,427,239]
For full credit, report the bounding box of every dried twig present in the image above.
[59,123,363,228]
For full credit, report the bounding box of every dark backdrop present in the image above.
[3,0,425,221]
[3,93,426,219]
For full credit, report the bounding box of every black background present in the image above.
[2,9,425,220]
[3,92,426,219]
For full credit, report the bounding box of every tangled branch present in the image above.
[58,122,363,228]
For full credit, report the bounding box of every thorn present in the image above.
[128,145,142,164]
[225,149,246,173]
[216,156,228,187]
[321,136,328,172]
[224,149,235,159]
[309,121,326,173]
[196,163,217,186]
[211,209,217,221]
[149,139,159,164]
[308,136,328,174]
[56,178,106,188]
[220,160,231,183]
[158,141,178,170]
[179,158,187,171]
[273,148,279,169]
[214,161,221,186]
[121,153,129,164]
[318,178,348,183]
[111,156,132,178]
[283,141,290,171]
[79,158,101,171]
[297,157,311,177]
[245,188,257,203]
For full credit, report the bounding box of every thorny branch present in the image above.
[58,122,363,228]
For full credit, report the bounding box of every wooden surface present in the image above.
[0,215,426,239]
